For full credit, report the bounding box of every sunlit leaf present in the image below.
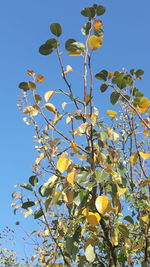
[111,229,119,246]
[45,103,56,113]
[93,20,103,30]
[68,51,82,56]
[141,215,149,222]
[95,195,109,214]
[62,65,73,76]
[85,244,95,263]
[26,69,35,77]
[24,208,32,218]
[36,74,46,83]
[139,152,150,160]
[86,212,101,226]
[70,141,79,153]
[88,35,102,50]
[34,94,42,104]
[57,157,70,173]
[23,105,39,117]
[90,113,98,126]
[106,110,117,118]
[35,152,46,165]
[67,171,77,186]
[44,91,55,102]
[130,152,139,166]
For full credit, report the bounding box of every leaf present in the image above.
[110,92,120,105]
[62,65,73,76]
[106,110,117,118]
[90,113,98,126]
[22,201,35,209]
[88,35,102,50]
[19,82,30,91]
[39,38,57,55]
[141,215,149,222]
[19,183,33,191]
[29,176,38,186]
[34,209,44,219]
[36,74,46,83]
[130,152,139,166]
[35,94,42,104]
[139,152,150,160]
[81,22,91,35]
[70,141,79,153]
[28,81,36,90]
[35,152,46,165]
[68,51,82,56]
[50,23,62,37]
[100,83,108,92]
[95,70,108,81]
[135,69,144,77]
[44,91,55,102]
[24,208,32,218]
[67,171,77,186]
[95,195,109,214]
[118,223,129,238]
[124,216,134,225]
[73,190,89,207]
[85,244,95,263]
[45,103,56,113]
[26,69,35,77]
[65,38,76,51]
[57,157,70,173]
[23,105,39,117]
[93,20,103,30]
[86,212,101,227]
[96,5,106,16]
[81,7,95,19]
[71,42,86,52]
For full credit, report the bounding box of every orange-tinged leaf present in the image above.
[93,20,103,30]
[26,69,35,77]
[139,152,150,160]
[67,171,77,186]
[45,103,56,113]
[88,35,102,50]
[137,106,148,114]
[44,91,55,102]
[70,141,79,153]
[142,130,150,135]
[141,215,149,222]
[106,110,117,118]
[57,157,70,173]
[95,196,109,214]
[86,212,101,226]
[130,152,139,166]
[36,74,46,83]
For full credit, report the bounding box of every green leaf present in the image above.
[39,39,57,55]
[100,84,108,92]
[81,7,95,19]
[22,201,35,209]
[71,42,86,52]
[118,224,129,238]
[94,28,104,37]
[29,176,38,186]
[96,5,106,16]
[34,209,44,219]
[44,197,51,211]
[73,190,89,207]
[65,38,76,51]
[124,216,134,225]
[110,92,120,105]
[130,68,135,75]
[19,82,30,91]
[76,171,88,183]
[19,183,33,191]
[35,94,42,104]
[50,23,62,37]
[81,22,91,35]
[135,69,144,77]
[95,70,108,81]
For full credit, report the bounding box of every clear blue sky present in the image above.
[0,0,149,262]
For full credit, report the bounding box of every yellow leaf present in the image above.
[23,105,39,117]
[74,122,89,136]
[45,103,56,114]
[62,102,67,110]
[36,74,46,83]
[137,106,148,114]
[111,229,119,246]
[82,208,89,216]
[62,65,73,76]
[70,141,79,153]
[95,196,109,214]
[35,152,45,165]
[24,208,32,218]
[66,115,72,124]
[130,152,139,166]
[85,244,95,263]
[106,110,117,118]
[108,72,114,79]
[139,97,150,108]
[67,171,77,186]
[93,20,103,30]
[86,212,101,227]
[117,185,127,197]
[139,152,150,160]
[88,35,102,50]
[141,215,149,222]
[142,130,150,135]
[44,91,55,102]
[90,113,98,126]
[68,51,82,56]
[57,157,70,173]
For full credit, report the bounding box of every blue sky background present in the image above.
[0,0,149,263]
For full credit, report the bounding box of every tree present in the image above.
[12,2,150,266]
